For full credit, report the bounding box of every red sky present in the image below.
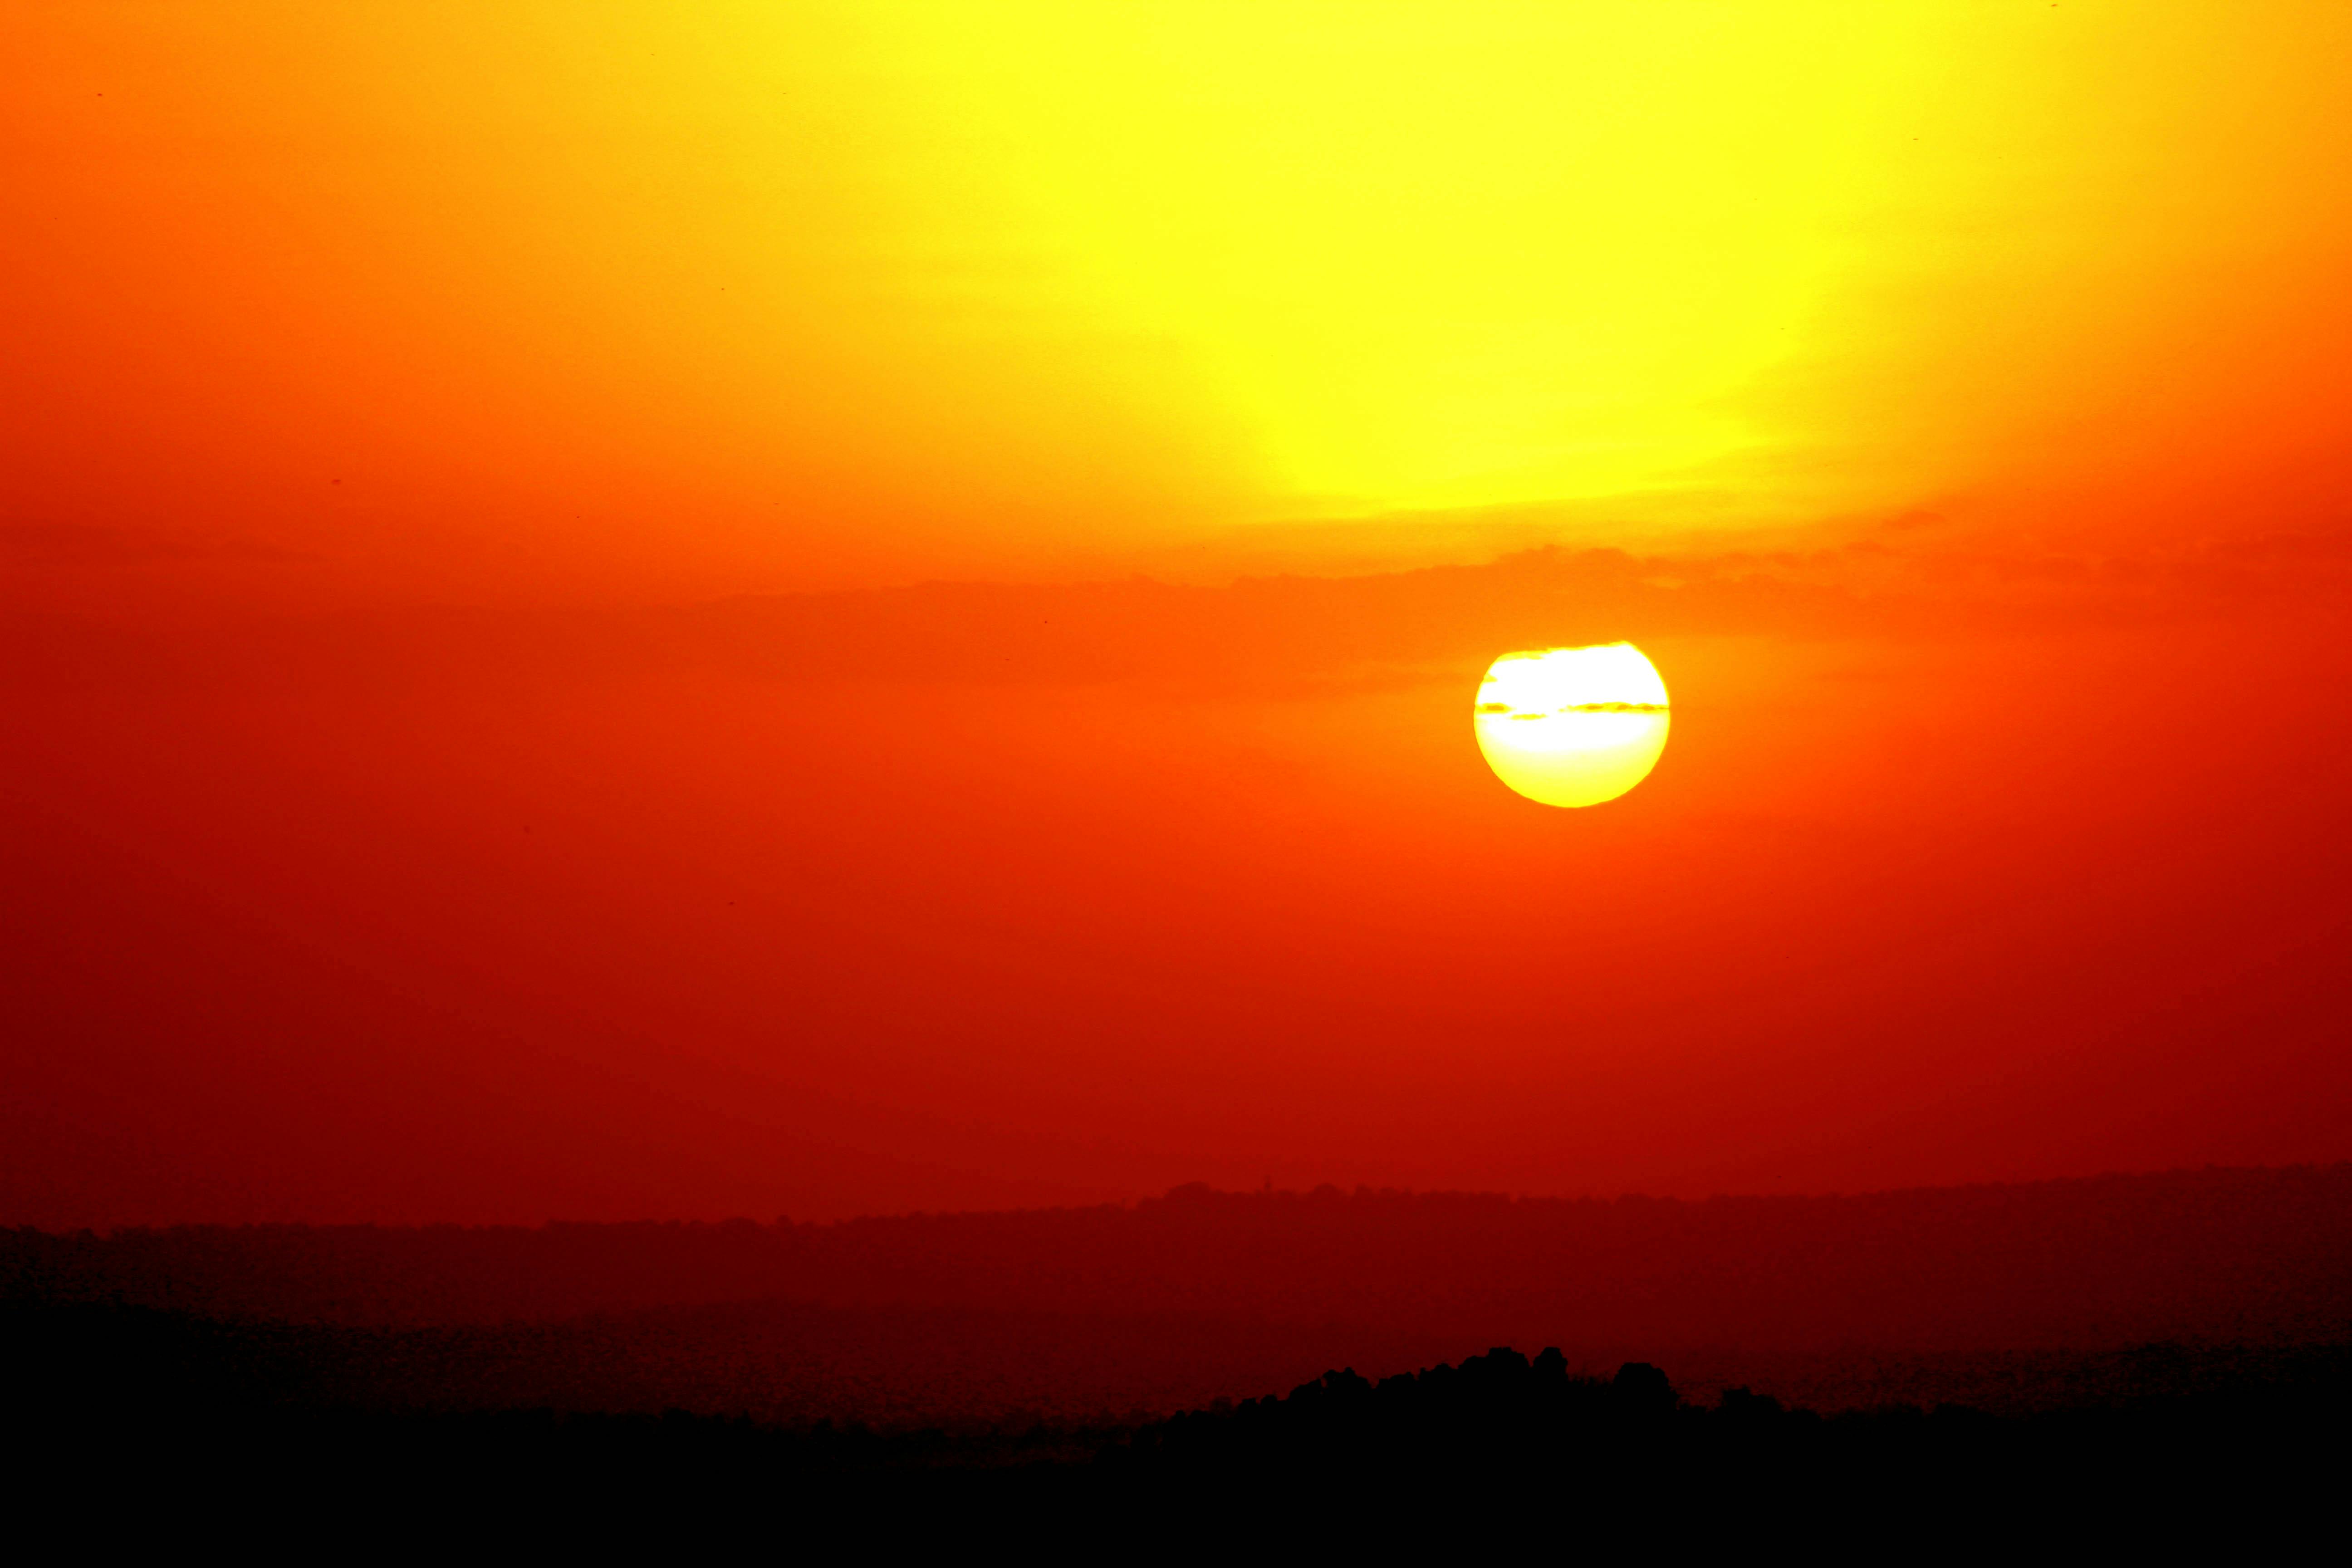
[5,4,2351,1224]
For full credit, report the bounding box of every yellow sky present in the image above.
[5,2,2350,598]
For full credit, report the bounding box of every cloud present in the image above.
[9,520,2343,702]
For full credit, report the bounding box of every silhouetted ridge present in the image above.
[1105,1340,2352,1540]
[1127,1348,1681,1471]
[10,1312,2343,1547]
[10,1166,2352,1428]
[9,1165,2351,1351]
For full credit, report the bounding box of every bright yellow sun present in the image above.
[1475,643,1670,808]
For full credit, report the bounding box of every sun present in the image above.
[1474,643,1670,808]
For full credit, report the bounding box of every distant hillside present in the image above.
[10,1166,2350,1352]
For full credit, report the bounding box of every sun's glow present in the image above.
[1475,643,1670,808]
[858,2,1936,521]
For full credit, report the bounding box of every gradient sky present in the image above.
[5,4,2351,1224]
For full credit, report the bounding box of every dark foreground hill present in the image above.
[6,1313,2345,1550]
[7,1165,2351,1422]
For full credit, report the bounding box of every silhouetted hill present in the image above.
[8,1166,2351,1422]
[6,1317,2344,1550]
[1117,1342,2352,1488]
[11,1165,2351,1337]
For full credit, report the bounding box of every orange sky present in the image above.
[5,5,2352,1224]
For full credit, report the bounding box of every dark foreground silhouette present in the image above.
[7,1304,2344,1548]
[11,1171,2352,1543]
